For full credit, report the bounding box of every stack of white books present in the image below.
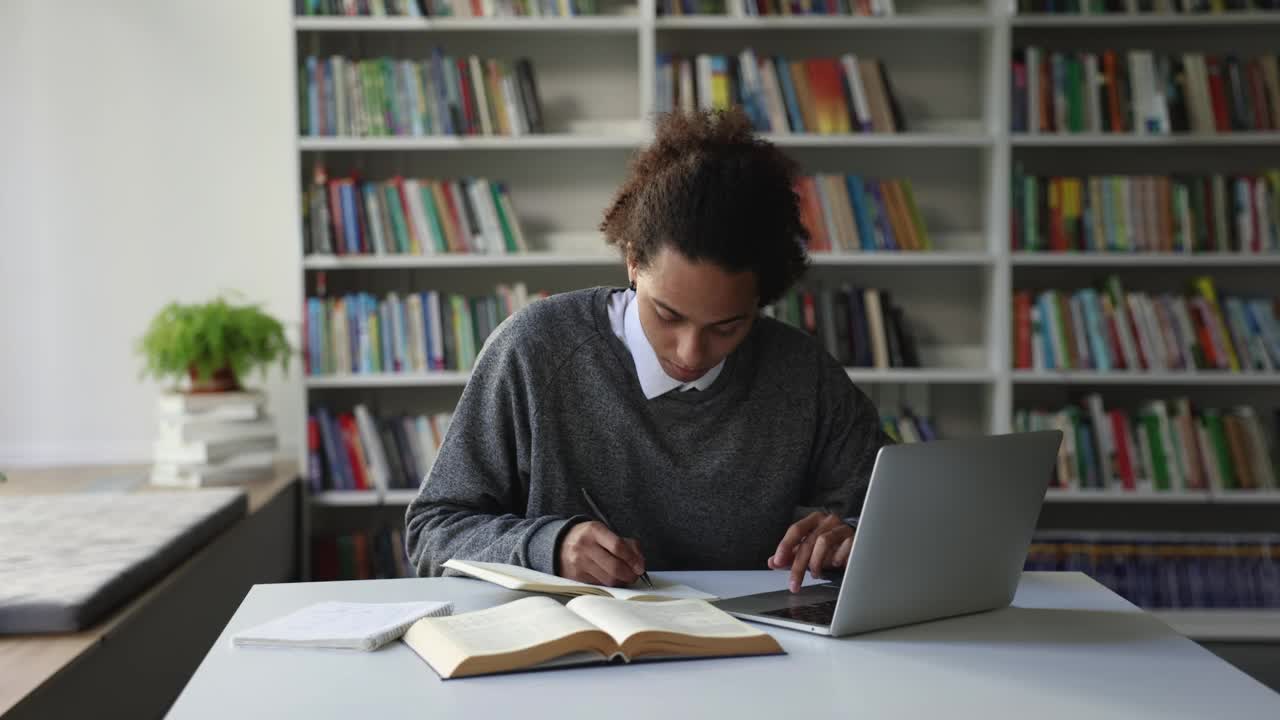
[151,391,278,487]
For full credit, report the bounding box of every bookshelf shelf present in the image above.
[309,490,382,506]
[306,372,472,389]
[1011,253,1280,267]
[298,134,646,151]
[1011,12,1280,28]
[1044,490,1213,503]
[654,14,993,30]
[302,249,995,270]
[1010,132,1280,147]
[1012,371,1280,386]
[305,368,994,389]
[294,15,643,32]
[763,131,992,148]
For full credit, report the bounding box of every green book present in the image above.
[1140,413,1170,491]
[383,184,411,253]
[900,181,932,251]
[1203,411,1237,490]
[360,61,383,136]
[418,183,448,254]
[1025,175,1039,251]
[490,182,519,253]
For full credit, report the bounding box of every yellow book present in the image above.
[900,180,932,251]
[403,596,783,679]
[1192,276,1241,371]
[442,559,717,601]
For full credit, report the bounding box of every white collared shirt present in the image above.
[607,289,725,400]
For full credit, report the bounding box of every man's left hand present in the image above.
[767,512,853,593]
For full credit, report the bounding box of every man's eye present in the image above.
[713,323,739,336]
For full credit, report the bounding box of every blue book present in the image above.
[394,297,409,372]
[844,175,876,251]
[316,407,353,490]
[305,57,320,136]
[323,58,336,138]
[865,181,898,251]
[431,49,454,136]
[379,302,394,373]
[1037,294,1057,370]
[308,299,323,375]
[774,57,805,133]
[1077,419,1099,489]
[1081,289,1112,372]
[418,293,435,371]
[348,295,363,373]
[338,182,359,254]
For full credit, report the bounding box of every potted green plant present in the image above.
[138,296,292,393]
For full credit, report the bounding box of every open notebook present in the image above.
[442,559,717,601]
[403,596,783,679]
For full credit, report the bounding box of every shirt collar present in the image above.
[617,289,724,400]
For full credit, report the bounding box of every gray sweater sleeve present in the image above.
[403,316,582,577]
[796,352,892,521]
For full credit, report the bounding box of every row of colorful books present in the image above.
[308,405,451,491]
[312,526,414,581]
[1011,170,1280,254]
[301,53,544,138]
[1025,533,1280,609]
[297,0,602,16]
[658,0,895,15]
[1011,49,1280,134]
[796,176,932,253]
[304,285,542,375]
[767,287,921,369]
[1012,277,1280,372]
[1015,396,1277,492]
[1014,0,1280,13]
[655,52,905,135]
[303,168,527,256]
[881,409,938,444]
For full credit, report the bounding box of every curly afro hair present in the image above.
[600,108,810,307]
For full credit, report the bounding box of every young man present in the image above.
[405,110,890,593]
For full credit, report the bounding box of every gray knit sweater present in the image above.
[405,287,890,577]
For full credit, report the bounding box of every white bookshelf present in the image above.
[293,3,1280,622]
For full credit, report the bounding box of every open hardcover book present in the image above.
[402,596,783,679]
[442,559,718,601]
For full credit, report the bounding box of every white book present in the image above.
[443,559,717,602]
[678,59,696,115]
[426,291,445,370]
[414,416,437,482]
[363,185,388,255]
[1235,179,1255,254]
[468,179,506,254]
[1030,305,1045,371]
[157,417,275,445]
[401,179,439,255]
[759,59,790,134]
[1171,298,1201,372]
[151,452,275,488]
[153,435,278,465]
[501,74,526,136]
[841,54,872,133]
[1150,400,1185,492]
[234,601,453,651]
[1068,296,1092,369]
[1107,292,1140,371]
[1197,421,1225,493]
[495,187,528,252]
[1053,411,1079,489]
[157,391,264,419]
[468,56,491,135]
[1084,54,1102,134]
[354,404,392,492]
[863,289,889,370]
[696,55,714,112]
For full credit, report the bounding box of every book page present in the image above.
[443,559,600,594]
[566,597,767,647]
[406,596,602,657]
[603,579,719,602]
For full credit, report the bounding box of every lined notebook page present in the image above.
[233,601,453,651]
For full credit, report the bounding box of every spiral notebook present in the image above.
[233,600,453,651]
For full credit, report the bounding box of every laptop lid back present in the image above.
[830,431,1062,637]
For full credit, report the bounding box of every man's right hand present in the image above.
[558,521,646,587]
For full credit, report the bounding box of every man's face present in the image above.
[631,246,758,383]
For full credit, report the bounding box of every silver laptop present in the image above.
[715,430,1062,637]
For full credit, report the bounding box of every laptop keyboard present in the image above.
[761,599,838,625]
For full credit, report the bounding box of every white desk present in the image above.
[168,571,1280,719]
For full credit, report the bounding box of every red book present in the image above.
[439,182,469,252]
[353,533,371,580]
[337,414,370,491]
[1247,62,1272,130]
[1041,58,1055,132]
[1014,291,1033,369]
[456,58,477,135]
[1109,411,1137,491]
[802,291,817,334]
[471,0,484,15]
[1190,300,1220,369]
[1103,52,1123,133]
[327,179,346,254]
[1104,302,1126,371]
[798,177,830,251]
[1205,57,1231,132]
[804,59,848,133]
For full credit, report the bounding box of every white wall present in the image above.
[0,1,303,466]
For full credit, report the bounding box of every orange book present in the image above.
[798,177,830,251]
[790,62,819,134]
[486,60,511,135]
[429,181,465,252]
[1103,51,1123,133]
[804,59,850,134]
[1223,414,1256,490]
[881,181,917,251]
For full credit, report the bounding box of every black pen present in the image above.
[580,488,655,590]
